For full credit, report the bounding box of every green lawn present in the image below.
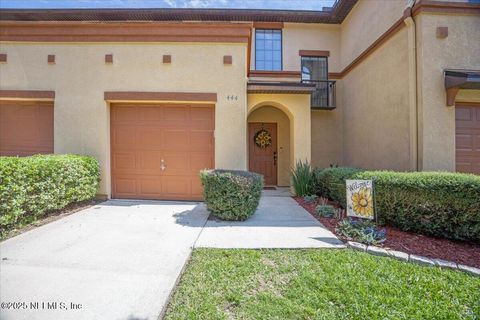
[164,249,479,320]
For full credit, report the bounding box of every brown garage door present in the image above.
[0,101,53,156]
[456,103,480,175]
[111,103,214,200]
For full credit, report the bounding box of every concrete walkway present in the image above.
[0,193,342,320]
[0,200,208,320]
[195,191,344,249]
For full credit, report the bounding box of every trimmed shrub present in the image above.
[314,167,364,205]
[354,170,480,242]
[200,169,263,221]
[315,204,336,217]
[313,167,480,242]
[336,218,386,245]
[0,154,100,234]
[291,160,314,196]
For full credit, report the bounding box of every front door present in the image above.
[249,123,277,185]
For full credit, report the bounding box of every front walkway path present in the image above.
[195,191,344,249]
[0,193,342,320]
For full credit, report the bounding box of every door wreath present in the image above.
[254,129,272,148]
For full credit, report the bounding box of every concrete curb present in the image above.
[347,241,480,277]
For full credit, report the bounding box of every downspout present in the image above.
[404,0,419,171]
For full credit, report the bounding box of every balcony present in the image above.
[301,80,336,110]
[248,71,336,110]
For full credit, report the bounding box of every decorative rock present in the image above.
[433,259,457,269]
[409,254,435,266]
[366,245,389,257]
[387,250,409,262]
[347,241,367,252]
[458,264,480,277]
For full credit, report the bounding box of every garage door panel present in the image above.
[111,103,214,200]
[139,178,162,196]
[164,106,188,121]
[163,130,189,149]
[161,177,192,199]
[456,104,480,175]
[113,152,137,171]
[0,101,53,156]
[190,131,214,150]
[113,106,138,123]
[191,106,214,121]
[190,153,214,173]
[138,150,162,173]
[162,152,189,174]
[137,128,163,148]
[138,106,163,121]
[191,179,204,198]
[113,177,137,195]
[113,125,137,147]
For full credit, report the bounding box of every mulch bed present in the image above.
[1,199,103,241]
[295,196,480,268]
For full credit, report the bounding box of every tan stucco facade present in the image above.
[1,0,479,198]
[415,12,480,171]
[0,42,248,196]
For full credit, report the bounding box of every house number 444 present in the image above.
[227,95,238,101]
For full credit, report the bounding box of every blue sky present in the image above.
[0,0,337,10]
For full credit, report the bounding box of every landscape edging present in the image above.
[347,241,480,277]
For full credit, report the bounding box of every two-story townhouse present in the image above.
[0,0,479,200]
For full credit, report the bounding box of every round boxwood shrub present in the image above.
[200,169,263,221]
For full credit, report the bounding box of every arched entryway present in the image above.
[247,105,291,186]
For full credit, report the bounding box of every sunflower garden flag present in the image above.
[346,180,374,220]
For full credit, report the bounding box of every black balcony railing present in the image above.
[301,80,336,109]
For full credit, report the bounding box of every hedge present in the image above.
[314,167,480,242]
[0,154,100,234]
[200,169,263,221]
[313,167,364,205]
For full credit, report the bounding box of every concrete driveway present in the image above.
[0,200,208,320]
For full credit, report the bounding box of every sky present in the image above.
[0,0,338,10]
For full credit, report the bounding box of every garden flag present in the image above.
[346,180,374,220]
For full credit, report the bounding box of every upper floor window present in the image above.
[301,56,328,81]
[255,29,282,71]
[301,56,332,108]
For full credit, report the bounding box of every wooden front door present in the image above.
[249,123,277,185]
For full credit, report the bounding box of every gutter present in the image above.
[403,0,419,171]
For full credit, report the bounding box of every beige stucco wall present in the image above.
[311,107,344,169]
[247,106,291,186]
[340,0,407,70]
[0,42,248,196]
[247,94,311,170]
[250,23,341,72]
[341,27,412,171]
[415,13,480,171]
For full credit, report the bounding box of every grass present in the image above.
[164,249,480,320]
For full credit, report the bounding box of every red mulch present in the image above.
[295,197,480,268]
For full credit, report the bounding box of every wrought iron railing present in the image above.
[301,80,336,109]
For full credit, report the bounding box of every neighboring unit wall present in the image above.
[283,23,341,73]
[415,12,480,171]
[0,41,248,196]
[311,97,344,169]
[339,0,413,171]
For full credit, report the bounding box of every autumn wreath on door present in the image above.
[254,128,272,148]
